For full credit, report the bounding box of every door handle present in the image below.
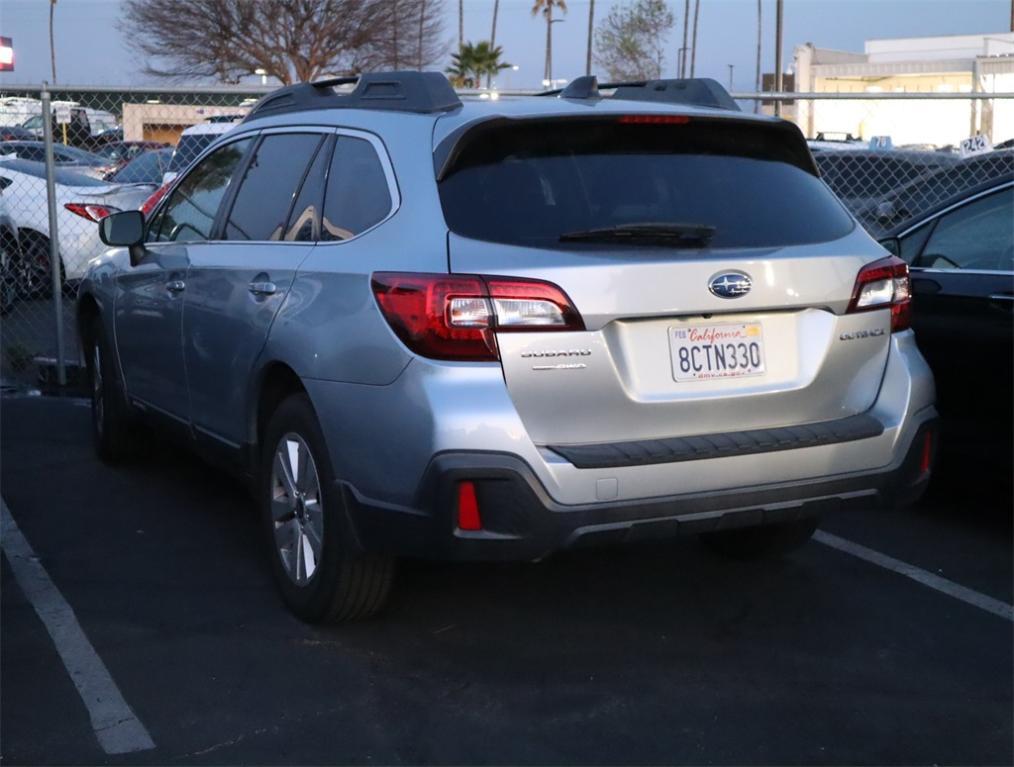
[248,281,277,296]
[166,279,186,293]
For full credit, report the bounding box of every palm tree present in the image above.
[585,0,594,76]
[531,0,567,85]
[49,0,58,83]
[488,0,501,87]
[447,41,511,89]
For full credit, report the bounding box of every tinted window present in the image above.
[152,138,251,243]
[224,133,323,242]
[439,120,854,249]
[110,150,171,184]
[1,143,45,161]
[916,189,1014,272]
[321,136,392,241]
[284,137,332,242]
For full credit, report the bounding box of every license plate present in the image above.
[669,322,766,382]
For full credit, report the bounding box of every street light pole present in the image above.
[727,64,734,90]
[774,0,784,116]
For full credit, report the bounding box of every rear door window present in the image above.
[321,136,393,241]
[284,136,333,242]
[438,118,854,250]
[150,138,252,243]
[223,133,324,241]
[915,189,1014,272]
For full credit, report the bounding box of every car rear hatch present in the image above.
[436,113,900,448]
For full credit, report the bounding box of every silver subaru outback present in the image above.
[78,72,937,622]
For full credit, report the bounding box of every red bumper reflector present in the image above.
[919,430,933,476]
[456,481,482,531]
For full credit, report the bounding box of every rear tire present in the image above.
[260,393,394,623]
[700,517,819,560]
[88,317,137,463]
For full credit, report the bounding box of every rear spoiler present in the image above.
[433,112,818,181]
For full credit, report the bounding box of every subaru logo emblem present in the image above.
[708,271,752,299]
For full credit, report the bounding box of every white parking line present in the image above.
[814,530,1014,623]
[1,499,156,755]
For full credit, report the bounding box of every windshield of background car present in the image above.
[169,134,223,174]
[110,149,171,183]
[0,159,109,186]
[438,118,855,249]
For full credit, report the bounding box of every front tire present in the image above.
[699,517,819,559]
[260,393,394,623]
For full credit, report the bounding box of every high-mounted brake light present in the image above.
[371,273,584,361]
[617,114,691,125]
[64,203,118,222]
[846,255,911,332]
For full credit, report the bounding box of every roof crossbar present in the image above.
[242,71,462,122]
[548,75,741,112]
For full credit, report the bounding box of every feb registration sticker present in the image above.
[669,322,766,382]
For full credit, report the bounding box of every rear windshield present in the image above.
[169,134,221,173]
[438,119,854,249]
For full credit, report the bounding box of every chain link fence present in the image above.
[0,85,1011,387]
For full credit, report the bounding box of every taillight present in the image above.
[140,182,170,216]
[846,255,911,332]
[456,481,482,531]
[64,203,118,222]
[371,272,584,361]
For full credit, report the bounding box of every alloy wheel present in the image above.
[270,433,324,585]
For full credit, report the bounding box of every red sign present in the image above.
[0,37,13,72]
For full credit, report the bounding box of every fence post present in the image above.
[40,84,67,387]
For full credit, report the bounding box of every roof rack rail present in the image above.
[546,75,740,112]
[242,71,462,122]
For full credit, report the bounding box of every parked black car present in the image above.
[858,150,1014,237]
[879,174,1013,485]
[814,149,959,214]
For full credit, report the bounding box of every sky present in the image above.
[0,0,1009,91]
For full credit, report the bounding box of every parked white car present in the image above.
[163,119,241,184]
[0,158,155,293]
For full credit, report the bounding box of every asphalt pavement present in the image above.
[2,395,1011,765]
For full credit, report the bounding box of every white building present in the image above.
[791,32,1014,147]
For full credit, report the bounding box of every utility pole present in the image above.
[679,0,690,77]
[755,0,762,112]
[458,0,464,50]
[690,0,701,77]
[727,64,734,89]
[586,0,595,76]
[774,0,783,116]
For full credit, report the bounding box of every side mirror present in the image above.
[99,210,144,247]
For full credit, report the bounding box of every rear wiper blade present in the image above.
[559,222,716,246]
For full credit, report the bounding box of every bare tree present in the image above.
[372,0,447,70]
[120,0,443,84]
[594,0,673,82]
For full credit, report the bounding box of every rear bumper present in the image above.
[343,416,937,561]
